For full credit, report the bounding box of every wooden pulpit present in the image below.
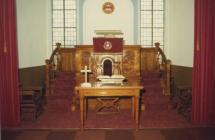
[92,37,123,77]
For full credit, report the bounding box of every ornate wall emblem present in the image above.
[102,2,114,14]
[103,41,112,50]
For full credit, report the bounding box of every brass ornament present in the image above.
[103,41,112,50]
[102,2,115,14]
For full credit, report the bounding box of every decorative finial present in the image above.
[155,42,160,47]
[56,42,61,48]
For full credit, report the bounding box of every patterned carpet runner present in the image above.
[17,71,192,129]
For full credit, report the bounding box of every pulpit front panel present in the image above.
[122,46,141,82]
[59,48,76,72]
[141,48,160,72]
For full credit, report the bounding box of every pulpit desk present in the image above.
[75,82,144,130]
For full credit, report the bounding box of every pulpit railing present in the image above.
[155,42,171,95]
[45,43,61,96]
[141,42,171,95]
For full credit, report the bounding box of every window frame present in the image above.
[140,0,164,48]
[51,0,77,49]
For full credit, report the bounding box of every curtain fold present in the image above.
[192,0,215,125]
[0,0,20,127]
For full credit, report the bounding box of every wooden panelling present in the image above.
[170,65,192,116]
[75,45,92,73]
[141,48,159,72]
[59,48,76,72]
[171,65,192,87]
[74,45,93,84]
[74,45,141,84]
[122,46,141,79]
[45,44,171,97]
[19,65,45,87]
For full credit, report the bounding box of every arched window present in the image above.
[140,0,164,48]
[52,0,77,49]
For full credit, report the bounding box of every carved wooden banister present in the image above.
[45,43,61,96]
[155,42,171,95]
[155,42,167,63]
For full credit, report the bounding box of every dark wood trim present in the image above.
[19,65,46,87]
[171,65,192,87]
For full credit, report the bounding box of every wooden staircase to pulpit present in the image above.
[45,43,171,111]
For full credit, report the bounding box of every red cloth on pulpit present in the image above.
[93,37,123,53]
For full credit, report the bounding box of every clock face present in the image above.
[102,2,115,14]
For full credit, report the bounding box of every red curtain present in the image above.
[192,0,215,125]
[0,0,20,127]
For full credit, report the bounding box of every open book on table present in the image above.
[97,75,125,85]
[97,75,125,79]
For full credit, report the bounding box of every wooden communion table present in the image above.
[75,82,144,130]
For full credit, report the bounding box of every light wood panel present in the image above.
[59,48,76,72]
[141,47,159,72]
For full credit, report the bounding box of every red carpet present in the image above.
[16,71,193,129]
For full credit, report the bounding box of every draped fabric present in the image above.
[93,38,123,53]
[192,0,215,125]
[0,0,20,127]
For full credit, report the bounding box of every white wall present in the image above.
[83,0,134,44]
[165,0,194,67]
[16,0,48,68]
[16,0,194,68]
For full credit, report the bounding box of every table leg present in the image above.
[132,96,135,120]
[135,95,139,130]
[84,98,87,120]
[80,96,84,130]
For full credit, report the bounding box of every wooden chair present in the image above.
[176,86,192,120]
[20,86,44,121]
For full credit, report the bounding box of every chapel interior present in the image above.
[1,0,215,139]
